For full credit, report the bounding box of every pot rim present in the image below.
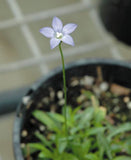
[13,58,131,160]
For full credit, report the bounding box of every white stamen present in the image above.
[55,32,63,39]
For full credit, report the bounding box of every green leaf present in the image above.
[57,138,67,153]
[72,106,82,116]
[78,107,94,126]
[94,107,106,124]
[38,151,52,159]
[61,152,79,160]
[83,90,94,99]
[99,146,104,160]
[71,143,84,158]
[113,156,131,160]
[35,131,52,148]
[90,94,99,108]
[27,143,53,159]
[62,105,72,118]
[48,112,65,123]
[82,140,92,155]
[111,144,123,153]
[85,153,99,160]
[32,110,59,131]
[97,133,112,160]
[107,122,131,141]
[124,137,131,155]
[71,140,92,159]
[22,144,38,157]
[70,121,88,134]
[87,127,106,136]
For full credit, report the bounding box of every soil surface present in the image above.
[20,68,131,160]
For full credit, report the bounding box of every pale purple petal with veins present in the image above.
[63,23,77,35]
[52,16,63,32]
[50,38,60,49]
[62,35,75,46]
[40,27,54,38]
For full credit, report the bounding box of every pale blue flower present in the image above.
[40,16,77,49]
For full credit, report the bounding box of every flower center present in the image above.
[55,32,63,39]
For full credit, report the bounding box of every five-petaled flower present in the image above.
[40,16,77,49]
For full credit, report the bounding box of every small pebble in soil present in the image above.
[106,91,112,98]
[127,101,131,109]
[49,88,55,100]
[20,143,25,148]
[123,96,130,103]
[50,104,56,113]
[110,83,131,96]
[113,106,120,113]
[42,97,49,105]
[21,130,28,137]
[58,99,65,106]
[30,118,36,124]
[57,90,63,99]
[112,98,119,104]
[39,125,45,131]
[22,96,30,105]
[37,102,43,108]
[80,75,94,86]
[93,86,101,97]
[70,79,79,87]
[99,82,109,92]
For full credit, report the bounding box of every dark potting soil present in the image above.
[20,69,131,160]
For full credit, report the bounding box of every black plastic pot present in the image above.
[13,58,131,160]
[99,0,131,45]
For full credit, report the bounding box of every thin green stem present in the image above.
[59,42,68,138]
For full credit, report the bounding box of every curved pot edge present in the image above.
[27,58,131,92]
[13,58,131,160]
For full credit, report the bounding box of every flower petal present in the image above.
[40,27,54,38]
[52,16,63,32]
[63,23,77,34]
[50,38,60,49]
[62,35,75,46]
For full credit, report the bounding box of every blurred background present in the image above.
[0,0,131,159]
